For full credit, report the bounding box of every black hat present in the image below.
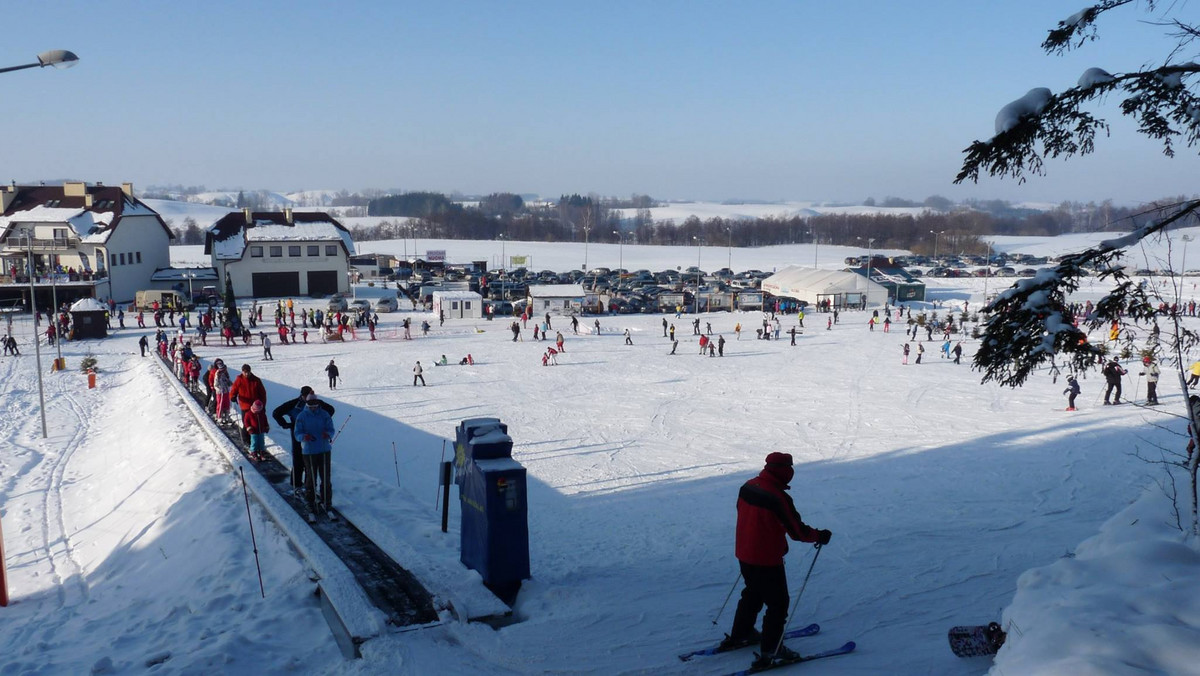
[300,385,314,397]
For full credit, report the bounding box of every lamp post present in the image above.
[1183,235,1193,292]
[693,236,702,314]
[183,270,197,304]
[857,236,876,307]
[0,49,79,75]
[810,226,819,269]
[930,229,946,261]
[983,240,993,303]
[613,230,625,273]
[23,233,48,438]
[726,226,733,272]
[583,225,591,271]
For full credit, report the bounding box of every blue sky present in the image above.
[4,1,1197,205]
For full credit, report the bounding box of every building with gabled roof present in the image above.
[204,208,355,299]
[0,181,173,307]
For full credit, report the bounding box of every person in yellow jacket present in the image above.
[1188,361,1200,388]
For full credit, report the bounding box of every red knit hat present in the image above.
[765,452,793,467]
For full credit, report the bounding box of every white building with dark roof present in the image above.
[204,208,355,298]
[0,181,173,306]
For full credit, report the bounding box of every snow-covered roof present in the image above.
[149,267,219,282]
[206,211,356,261]
[431,290,482,300]
[0,184,171,244]
[761,266,887,301]
[69,297,108,312]
[528,284,586,298]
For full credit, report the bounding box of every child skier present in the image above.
[1063,375,1081,411]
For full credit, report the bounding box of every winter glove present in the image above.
[281,422,293,429]
[816,529,833,546]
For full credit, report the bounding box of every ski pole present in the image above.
[239,467,266,599]
[331,414,352,445]
[773,544,823,659]
[435,440,446,510]
[393,441,402,488]
[712,572,742,625]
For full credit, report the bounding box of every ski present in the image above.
[679,624,819,662]
[722,641,856,675]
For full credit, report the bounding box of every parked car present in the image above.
[374,296,399,313]
[349,299,372,312]
[327,295,349,312]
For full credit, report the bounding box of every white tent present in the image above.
[761,266,888,308]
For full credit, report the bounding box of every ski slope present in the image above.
[2,239,1199,674]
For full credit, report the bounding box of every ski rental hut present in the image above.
[761,266,888,310]
[432,290,483,320]
[69,297,109,339]
[527,284,585,316]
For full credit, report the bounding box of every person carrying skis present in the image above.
[1063,375,1081,411]
[724,453,831,668]
[1102,357,1127,405]
[1140,355,1161,405]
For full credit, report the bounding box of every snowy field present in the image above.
[3,236,1200,675]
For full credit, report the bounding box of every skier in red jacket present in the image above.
[724,452,831,668]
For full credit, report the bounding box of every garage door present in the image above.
[251,271,300,298]
[307,270,338,296]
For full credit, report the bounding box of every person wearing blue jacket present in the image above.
[294,395,336,522]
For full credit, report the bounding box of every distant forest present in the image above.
[162,187,1196,257]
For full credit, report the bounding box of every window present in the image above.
[52,228,69,246]
[307,245,319,256]
[250,246,263,258]
[119,253,126,265]
[325,245,337,256]
[135,252,142,264]
[289,245,301,257]
[270,246,282,257]
[464,301,471,309]
[110,253,116,267]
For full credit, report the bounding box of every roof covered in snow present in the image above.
[0,183,172,244]
[528,284,586,298]
[69,297,108,312]
[205,210,356,261]
[761,266,888,302]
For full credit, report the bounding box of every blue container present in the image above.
[458,419,529,600]
[454,418,508,486]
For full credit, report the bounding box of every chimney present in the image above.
[1,184,15,213]
[84,193,94,208]
[284,207,293,224]
[121,182,133,197]
[63,181,86,197]
[243,207,252,224]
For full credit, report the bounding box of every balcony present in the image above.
[1,236,75,253]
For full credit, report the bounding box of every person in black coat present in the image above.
[324,359,339,390]
[273,386,336,493]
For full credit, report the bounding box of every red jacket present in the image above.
[735,468,818,566]
[230,373,266,412]
[243,409,269,435]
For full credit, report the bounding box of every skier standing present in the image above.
[952,342,963,365]
[244,400,270,462]
[1140,356,1161,405]
[413,361,426,386]
[723,453,831,669]
[294,395,336,522]
[1063,375,1081,411]
[325,359,339,390]
[274,386,335,495]
[230,364,267,446]
[902,343,910,365]
[915,343,924,364]
[1102,357,1127,405]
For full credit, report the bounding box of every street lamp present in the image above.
[810,226,819,269]
[0,49,79,75]
[693,236,702,314]
[983,239,993,303]
[183,270,198,303]
[930,230,946,260]
[857,236,876,307]
[1182,235,1194,294]
[583,225,591,271]
[726,226,733,272]
[613,230,625,274]
[22,232,48,438]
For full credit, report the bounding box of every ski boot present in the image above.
[752,644,800,669]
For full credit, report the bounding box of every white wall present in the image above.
[220,240,349,298]
[103,215,172,303]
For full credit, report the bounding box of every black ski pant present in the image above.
[731,561,790,655]
[1147,381,1158,404]
[1068,392,1078,409]
[1104,380,1122,403]
[291,438,308,489]
[303,452,331,511]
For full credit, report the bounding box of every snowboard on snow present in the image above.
[948,622,1006,657]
